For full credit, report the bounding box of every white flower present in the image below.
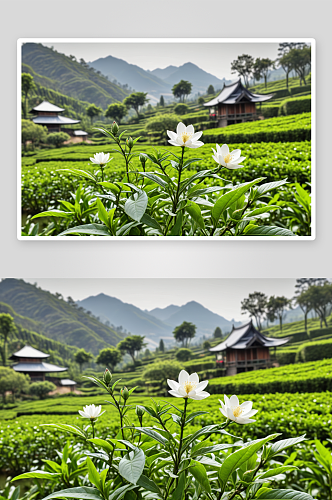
[212,144,246,169]
[167,370,210,400]
[167,122,204,149]
[90,152,112,166]
[219,395,258,424]
[78,404,105,420]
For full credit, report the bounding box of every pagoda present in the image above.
[209,320,289,376]
[204,80,274,127]
[10,345,68,382]
[30,100,80,133]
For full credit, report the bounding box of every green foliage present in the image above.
[124,92,149,117]
[105,103,127,123]
[296,339,332,363]
[174,103,189,115]
[207,84,215,95]
[198,96,205,105]
[279,96,311,116]
[172,80,193,102]
[173,322,196,347]
[213,327,222,339]
[143,360,182,390]
[117,336,147,365]
[275,350,296,365]
[21,72,35,119]
[145,113,179,138]
[175,348,193,362]
[0,313,17,366]
[74,349,93,372]
[29,381,56,399]
[86,104,103,124]
[46,132,70,148]
[0,367,30,402]
[96,348,122,371]
[21,119,47,149]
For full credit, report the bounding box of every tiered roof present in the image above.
[11,345,68,374]
[204,80,274,107]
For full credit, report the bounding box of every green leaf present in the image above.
[218,434,278,493]
[109,485,138,500]
[86,458,101,490]
[186,202,205,230]
[41,487,103,500]
[170,472,185,500]
[253,179,288,198]
[88,438,114,454]
[245,206,279,218]
[116,221,141,236]
[139,172,168,189]
[96,199,110,227]
[41,424,86,438]
[12,471,60,481]
[212,178,264,223]
[118,447,145,485]
[58,169,97,182]
[188,186,226,198]
[169,210,183,236]
[58,224,111,236]
[32,210,73,220]
[257,466,298,480]
[137,474,162,495]
[185,411,209,425]
[256,490,313,499]
[183,424,220,450]
[132,427,168,446]
[140,213,163,232]
[124,190,148,222]
[190,460,211,494]
[244,226,294,236]
[99,181,121,194]
[269,435,307,456]
[191,443,236,457]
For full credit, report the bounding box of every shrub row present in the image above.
[279,96,311,116]
[183,359,215,372]
[259,84,311,99]
[276,350,297,365]
[310,326,332,339]
[296,339,332,363]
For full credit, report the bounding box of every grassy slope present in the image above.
[22,43,129,108]
[263,312,332,339]
[0,279,126,354]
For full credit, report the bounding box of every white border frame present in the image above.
[17,38,316,241]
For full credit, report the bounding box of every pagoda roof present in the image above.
[13,361,68,373]
[74,130,88,136]
[32,116,80,125]
[209,320,290,352]
[204,80,274,106]
[30,101,65,113]
[60,379,77,386]
[10,345,50,359]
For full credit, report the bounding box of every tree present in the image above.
[203,340,211,351]
[172,80,193,102]
[74,349,93,372]
[213,327,222,339]
[278,51,295,90]
[173,322,196,347]
[21,120,47,151]
[293,278,327,330]
[105,103,127,124]
[143,360,182,392]
[46,132,70,148]
[287,46,311,85]
[0,367,30,403]
[198,96,205,105]
[174,103,189,115]
[21,73,35,119]
[117,335,147,366]
[96,348,122,371]
[207,85,215,95]
[241,292,268,331]
[267,296,292,331]
[86,104,103,124]
[159,339,165,353]
[159,95,165,107]
[298,283,332,329]
[124,92,149,118]
[175,348,192,362]
[29,381,56,399]
[0,314,17,366]
[145,113,179,143]
[254,58,274,89]
[231,54,255,88]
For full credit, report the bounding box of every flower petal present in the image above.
[242,409,258,418]
[226,406,235,420]
[229,395,239,408]
[225,164,244,170]
[178,385,187,397]
[169,390,183,398]
[167,130,177,141]
[177,122,186,135]
[224,394,230,407]
[239,401,252,412]
[195,380,208,392]
[167,379,180,391]
[168,140,182,147]
[221,144,229,156]
[188,373,199,384]
[230,149,241,160]
[189,391,210,400]
[179,370,190,385]
[237,417,256,424]
[219,407,228,418]
[191,131,203,141]
[186,124,194,135]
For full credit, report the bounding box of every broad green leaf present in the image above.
[188,186,226,198]
[97,199,110,227]
[183,424,220,450]
[185,411,209,425]
[86,458,100,489]
[32,210,73,220]
[245,206,279,218]
[141,213,163,232]
[99,181,121,193]
[139,172,168,188]
[116,221,141,236]
[41,486,103,500]
[132,427,167,446]
[190,460,211,494]
[269,435,307,456]
[170,472,185,500]
[124,190,148,222]
[256,490,313,499]
[218,434,278,493]
[118,447,145,485]
[212,178,264,223]
[257,466,298,480]
[253,179,288,198]
[169,211,183,236]
[137,474,162,495]
[109,484,137,500]
[186,202,205,230]
[58,224,111,237]
[41,424,86,438]
[315,439,332,465]
[58,169,97,182]
[191,442,236,457]
[12,471,60,481]
[244,226,294,236]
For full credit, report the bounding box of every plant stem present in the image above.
[172,147,185,214]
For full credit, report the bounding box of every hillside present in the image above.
[22,43,129,109]
[0,279,126,354]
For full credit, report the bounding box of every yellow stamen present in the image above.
[183,380,196,394]
[224,153,233,164]
[181,132,192,144]
[233,406,243,418]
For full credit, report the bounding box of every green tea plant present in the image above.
[29,121,305,237]
[13,368,316,500]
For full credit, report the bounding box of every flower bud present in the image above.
[103,368,112,386]
[127,137,134,149]
[139,153,147,165]
[135,405,145,418]
[121,387,130,401]
[111,121,119,136]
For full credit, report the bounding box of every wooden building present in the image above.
[209,320,289,376]
[204,80,274,128]
[10,345,68,382]
[30,100,80,133]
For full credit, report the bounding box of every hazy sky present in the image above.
[22,278,298,321]
[42,41,284,81]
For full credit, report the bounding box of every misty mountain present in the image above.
[148,66,178,81]
[149,301,242,336]
[148,305,180,322]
